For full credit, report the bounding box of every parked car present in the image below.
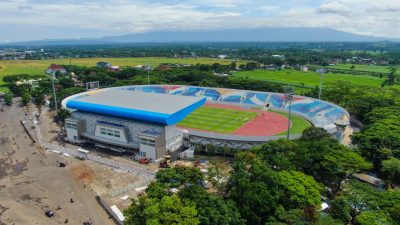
[45,210,55,217]
[139,158,150,164]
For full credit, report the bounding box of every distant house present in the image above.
[300,66,309,72]
[265,64,276,70]
[107,66,121,72]
[272,54,285,60]
[96,61,112,69]
[46,64,66,74]
[154,64,172,71]
[217,55,227,59]
[353,173,384,188]
[16,78,42,88]
[134,65,151,70]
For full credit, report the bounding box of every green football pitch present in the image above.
[178,106,258,134]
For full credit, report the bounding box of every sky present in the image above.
[0,0,399,42]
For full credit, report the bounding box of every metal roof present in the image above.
[65,88,206,125]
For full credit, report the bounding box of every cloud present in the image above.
[0,0,399,41]
[17,5,32,10]
[368,2,400,12]
[316,1,350,15]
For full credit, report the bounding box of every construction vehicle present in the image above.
[159,153,171,168]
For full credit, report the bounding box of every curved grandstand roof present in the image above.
[63,88,206,125]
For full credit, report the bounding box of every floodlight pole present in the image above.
[284,87,294,140]
[146,65,150,85]
[51,71,58,111]
[317,68,325,100]
[147,70,150,84]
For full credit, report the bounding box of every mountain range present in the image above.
[3,28,399,46]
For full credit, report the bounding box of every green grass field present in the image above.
[234,69,399,89]
[322,64,400,73]
[178,106,310,136]
[272,110,311,136]
[178,106,258,133]
[0,57,246,92]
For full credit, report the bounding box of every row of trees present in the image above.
[124,127,400,225]
[20,42,400,65]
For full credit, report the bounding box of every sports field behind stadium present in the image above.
[178,106,257,133]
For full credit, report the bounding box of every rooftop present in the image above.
[65,88,206,125]
[47,64,65,70]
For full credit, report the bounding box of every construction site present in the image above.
[0,97,222,225]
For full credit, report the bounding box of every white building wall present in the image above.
[66,127,79,142]
[139,144,156,161]
[164,125,182,152]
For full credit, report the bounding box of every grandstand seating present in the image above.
[140,85,166,93]
[203,88,221,101]
[242,92,268,106]
[269,95,286,109]
[219,92,244,103]
[182,87,204,97]
[121,85,349,129]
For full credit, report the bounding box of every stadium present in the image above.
[62,85,349,161]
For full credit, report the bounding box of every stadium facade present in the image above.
[62,88,205,161]
[62,85,349,159]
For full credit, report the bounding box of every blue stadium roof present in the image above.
[64,88,206,125]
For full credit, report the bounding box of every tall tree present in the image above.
[124,195,199,225]
[21,92,31,106]
[179,186,245,225]
[226,152,321,225]
[4,92,13,106]
[330,181,400,224]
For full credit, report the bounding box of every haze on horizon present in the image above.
[0,0,399,43]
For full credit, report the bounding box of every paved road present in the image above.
[43,142,156,178]
[29,107,156,179]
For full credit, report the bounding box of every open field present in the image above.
[0,57,246,92]
[178,106,258,134]
[233,69,400,89]
[322,64,400,73]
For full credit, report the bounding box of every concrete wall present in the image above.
[70,112,165,149]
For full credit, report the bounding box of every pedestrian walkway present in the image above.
[43,142,155,178]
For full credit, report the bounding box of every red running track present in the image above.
[204,103,289,136]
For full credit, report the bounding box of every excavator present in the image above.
[159,152,171,168]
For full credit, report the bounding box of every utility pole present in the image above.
[51,71,58,111]
[147,69,150,84]
[146,64,150,84]
[284,86,294,140]
[316,68,325,100]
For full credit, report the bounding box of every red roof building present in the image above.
[46,64,67,74]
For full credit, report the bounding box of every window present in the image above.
[98,126,123,138]
[140,137,155,147]
[66,122,77,130]
[107,129,113,136]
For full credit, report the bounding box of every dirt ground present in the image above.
[0,99,121,225]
